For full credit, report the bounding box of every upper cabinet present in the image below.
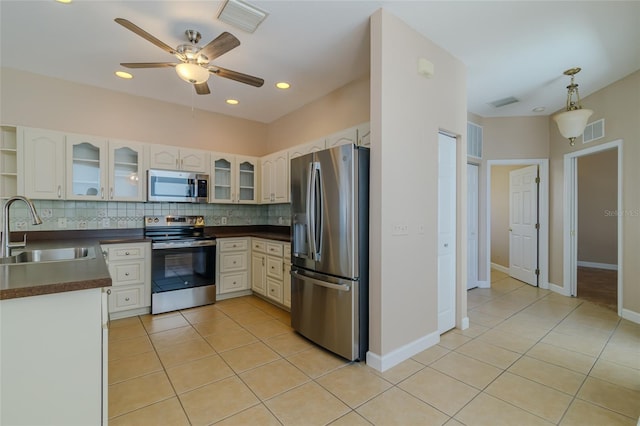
[326,125,358,148]
[67,136,146,201]
[357,122,370,147]
[0,126,18,199]
[288,138,326,160]
[211,153,258,204]
[22,127,66,200]
[260,150,288,204]
[148,145,209,173]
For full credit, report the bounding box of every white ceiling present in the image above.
[1,1,639,124]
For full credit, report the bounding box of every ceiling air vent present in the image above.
[217,0,268,33]
[583,118,605,144]
[488,96,519,108]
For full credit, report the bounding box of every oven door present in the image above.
[150,241,216,313]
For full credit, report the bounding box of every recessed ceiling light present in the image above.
[55,0,72,4]
[276,82,290,90]
[115,71,133,79]
[532,107,546,113]
[226,99,239,105]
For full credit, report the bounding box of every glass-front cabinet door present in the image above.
[66,135,108,200]
[109,140,145,201]
[211,155,233,203]
[236,157,257,203]
[210,154,258,204]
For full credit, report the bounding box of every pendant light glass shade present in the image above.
[175,63,209,84]
[553,108,593,139]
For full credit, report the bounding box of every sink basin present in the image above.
[1,247,96,264]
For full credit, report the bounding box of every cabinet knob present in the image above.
[125,251,130,255]
[125,272,129,276]
[125,297,130,302]
[444,243,448,248]
[106,289,111,295]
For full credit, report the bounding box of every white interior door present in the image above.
[438,133,457,333]
[467,163,479,290]
[509,165,538,286]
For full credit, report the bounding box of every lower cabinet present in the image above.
[283,244,291,308]
[0,288,108,425]
[251,238,291,308]
[217,238,251,298]
[101,242,151,319]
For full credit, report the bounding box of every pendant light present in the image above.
[552,67,593,146]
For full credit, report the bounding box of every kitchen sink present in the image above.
[0,247,96,264]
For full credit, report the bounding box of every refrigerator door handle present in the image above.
[306,162,316,260]
[291,270,351,291]
[314,163,323,261]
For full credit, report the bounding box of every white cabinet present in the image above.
[0,126,18,199]
[1,288,107,425]
[260,150,288,204]
[21,127,66,200]
[357,122,371,147]
[102,242,151,319]
[287,138,326,160]
[251,251,266,296]
[67,135,146,201]
[211,153,258,204]
[252,238,288,305]
[326,125,358,148]
[217,238,251,296]
[148,145,209,173]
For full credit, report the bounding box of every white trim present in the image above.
[563,139,623,317]
[490,262,509,274]
[477,280,490,289]
[460,316,469,330]
[366,330,440,372]
[577,261,618,271]
[621,308,640,325]
[549,282,571,297]
[486,159,549,290]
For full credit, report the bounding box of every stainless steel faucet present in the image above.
[1,196,43,258]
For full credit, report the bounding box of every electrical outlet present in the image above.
[221,217,227,225]
[278,216,283,225]
[102,218,110,228]
[78,220,88,229]
[392,223,409,236]
[57,218,67,228]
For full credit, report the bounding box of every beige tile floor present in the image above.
[108,270,640,425]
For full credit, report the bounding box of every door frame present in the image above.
[563,139,623,316]
[486,159,549,289]
[467,162,479,290]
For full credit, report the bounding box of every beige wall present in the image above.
[0,68,268,156]
[370,9,467,362]
[266,76,370,153]
[577,150,618,265]
[490,165,527,268]
[549,70,640,314]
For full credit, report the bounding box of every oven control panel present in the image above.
[144,215,205,227]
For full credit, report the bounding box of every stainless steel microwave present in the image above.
[147,169,209,203]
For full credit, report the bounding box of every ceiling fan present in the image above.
[115,18,264,95]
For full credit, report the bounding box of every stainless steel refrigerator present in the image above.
[290,143,369,361]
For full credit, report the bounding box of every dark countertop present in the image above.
[0,225,289,300]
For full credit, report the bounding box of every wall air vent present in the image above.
[467,122,483,159]
[583,118,605,144]
[217,0,268,33]
[488,96,519,108]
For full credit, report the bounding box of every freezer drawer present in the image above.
[290,268,366,361]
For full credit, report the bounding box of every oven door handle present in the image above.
[152,240,217,250]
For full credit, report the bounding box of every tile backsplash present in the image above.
[2,200,291,231]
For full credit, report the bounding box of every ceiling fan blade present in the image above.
[120,62,178,69]
[194,82,210,95]
[200,32,240,61]
[115,18,176,55]
[210,66,264,87]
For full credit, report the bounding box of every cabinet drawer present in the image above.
[266,256,283,279]
[109,284,144,312]
[220,252,247,272]
[283,243,291,260]
[109,262,143,285]
[219,239,248,252]
[266,278,282,303]
[105,245,145,261]
[252,239,266,253]
[266,242,283,257]
[219,272,249,293]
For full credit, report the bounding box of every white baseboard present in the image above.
[622,308,640,325]
[549,282,571,296]
[577,261,618,271]
[366,330,440,372]
[491,263,509,274]
[477,280,490,289]
[460,316,469,330]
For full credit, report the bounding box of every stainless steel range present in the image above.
[145,215,216,314]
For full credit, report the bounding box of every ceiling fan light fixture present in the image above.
[217,0,268,33]
[552,67,593,146]
[276,82,290,90]
[175,63,209,84]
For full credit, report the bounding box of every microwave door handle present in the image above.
[306,162,315,260]
[314,164,323,261]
